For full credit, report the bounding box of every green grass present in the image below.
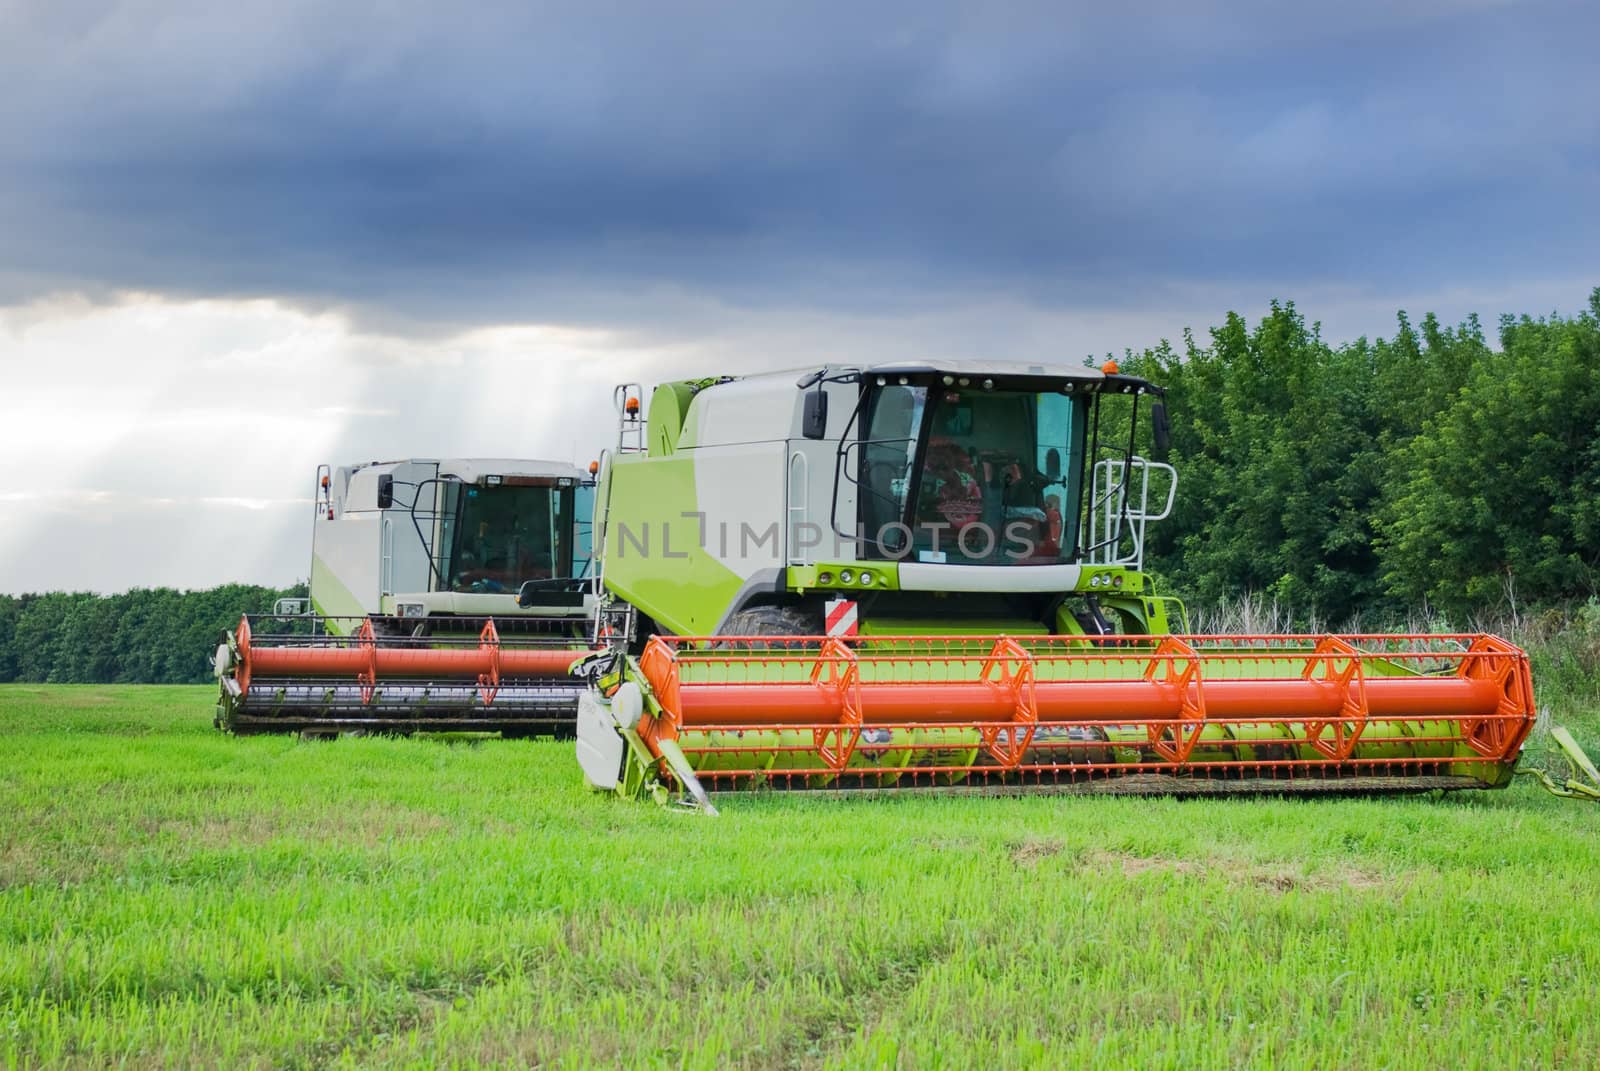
[2,684,1598,1070]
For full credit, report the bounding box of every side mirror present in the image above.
[376,474,394,509]
[1044,448,1062,481]
[802,389,829,439]
[1151,401,1171,459]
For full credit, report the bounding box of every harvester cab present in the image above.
[306,458,597,628]
[579,365,1544,810]
[593,362,1177,642]
[214,458,603,736]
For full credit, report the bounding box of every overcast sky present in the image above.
[1,0,1596,593]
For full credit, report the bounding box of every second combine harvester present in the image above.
[214,458,601,735]
[575,363,1540,810]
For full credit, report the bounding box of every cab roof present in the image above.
[351,458,589,482]
[810,360,1163,396]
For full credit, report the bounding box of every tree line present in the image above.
[1124,288,1600,624]
[2,291,1596,683]
[0,584,306,684]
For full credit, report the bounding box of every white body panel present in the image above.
[689,444,791,572]
[678,375,859,570]
[897,562,1084,593]
[393,590,598,617]
[314,460,440,616]
[311,457,591,620]
[685,377,794,446]
[311,510,383,614]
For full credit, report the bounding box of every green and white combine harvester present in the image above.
[213,364,1597,810]
[214,458,600,736]
[573,364,1594,811]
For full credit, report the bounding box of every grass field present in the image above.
[2,685,1598,1070]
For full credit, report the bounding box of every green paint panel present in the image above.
[646,382,695,456]
[600,454,746,636]
[788,562,901,592]
[666,645,1429,685]
[858,618,1050,636]
[308,553,365,632]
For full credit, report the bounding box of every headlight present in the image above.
[859,570,874,586]
[840,569,855,584]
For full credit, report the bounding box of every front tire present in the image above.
[717,605,820,649]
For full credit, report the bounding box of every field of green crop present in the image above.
[2,684,1597,1070]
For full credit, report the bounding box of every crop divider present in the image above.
[637,636,684,745]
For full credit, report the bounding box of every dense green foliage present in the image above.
[1126,288,1600,622]
[2,684,1597,1069]
[0,584,306,684]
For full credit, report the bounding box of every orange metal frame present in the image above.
[630,633,1537,785]
[231,615,598,706]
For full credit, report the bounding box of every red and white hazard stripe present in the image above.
[824,598,859,637]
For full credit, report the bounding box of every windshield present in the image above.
[860,383,1085,564]
[445,484,574,593]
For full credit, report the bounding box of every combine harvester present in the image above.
[215,458,600,736]
[574,364,1565,811]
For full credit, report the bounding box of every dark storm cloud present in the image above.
[2,0,1596,322]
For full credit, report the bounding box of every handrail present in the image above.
[1086,456,1176,571]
